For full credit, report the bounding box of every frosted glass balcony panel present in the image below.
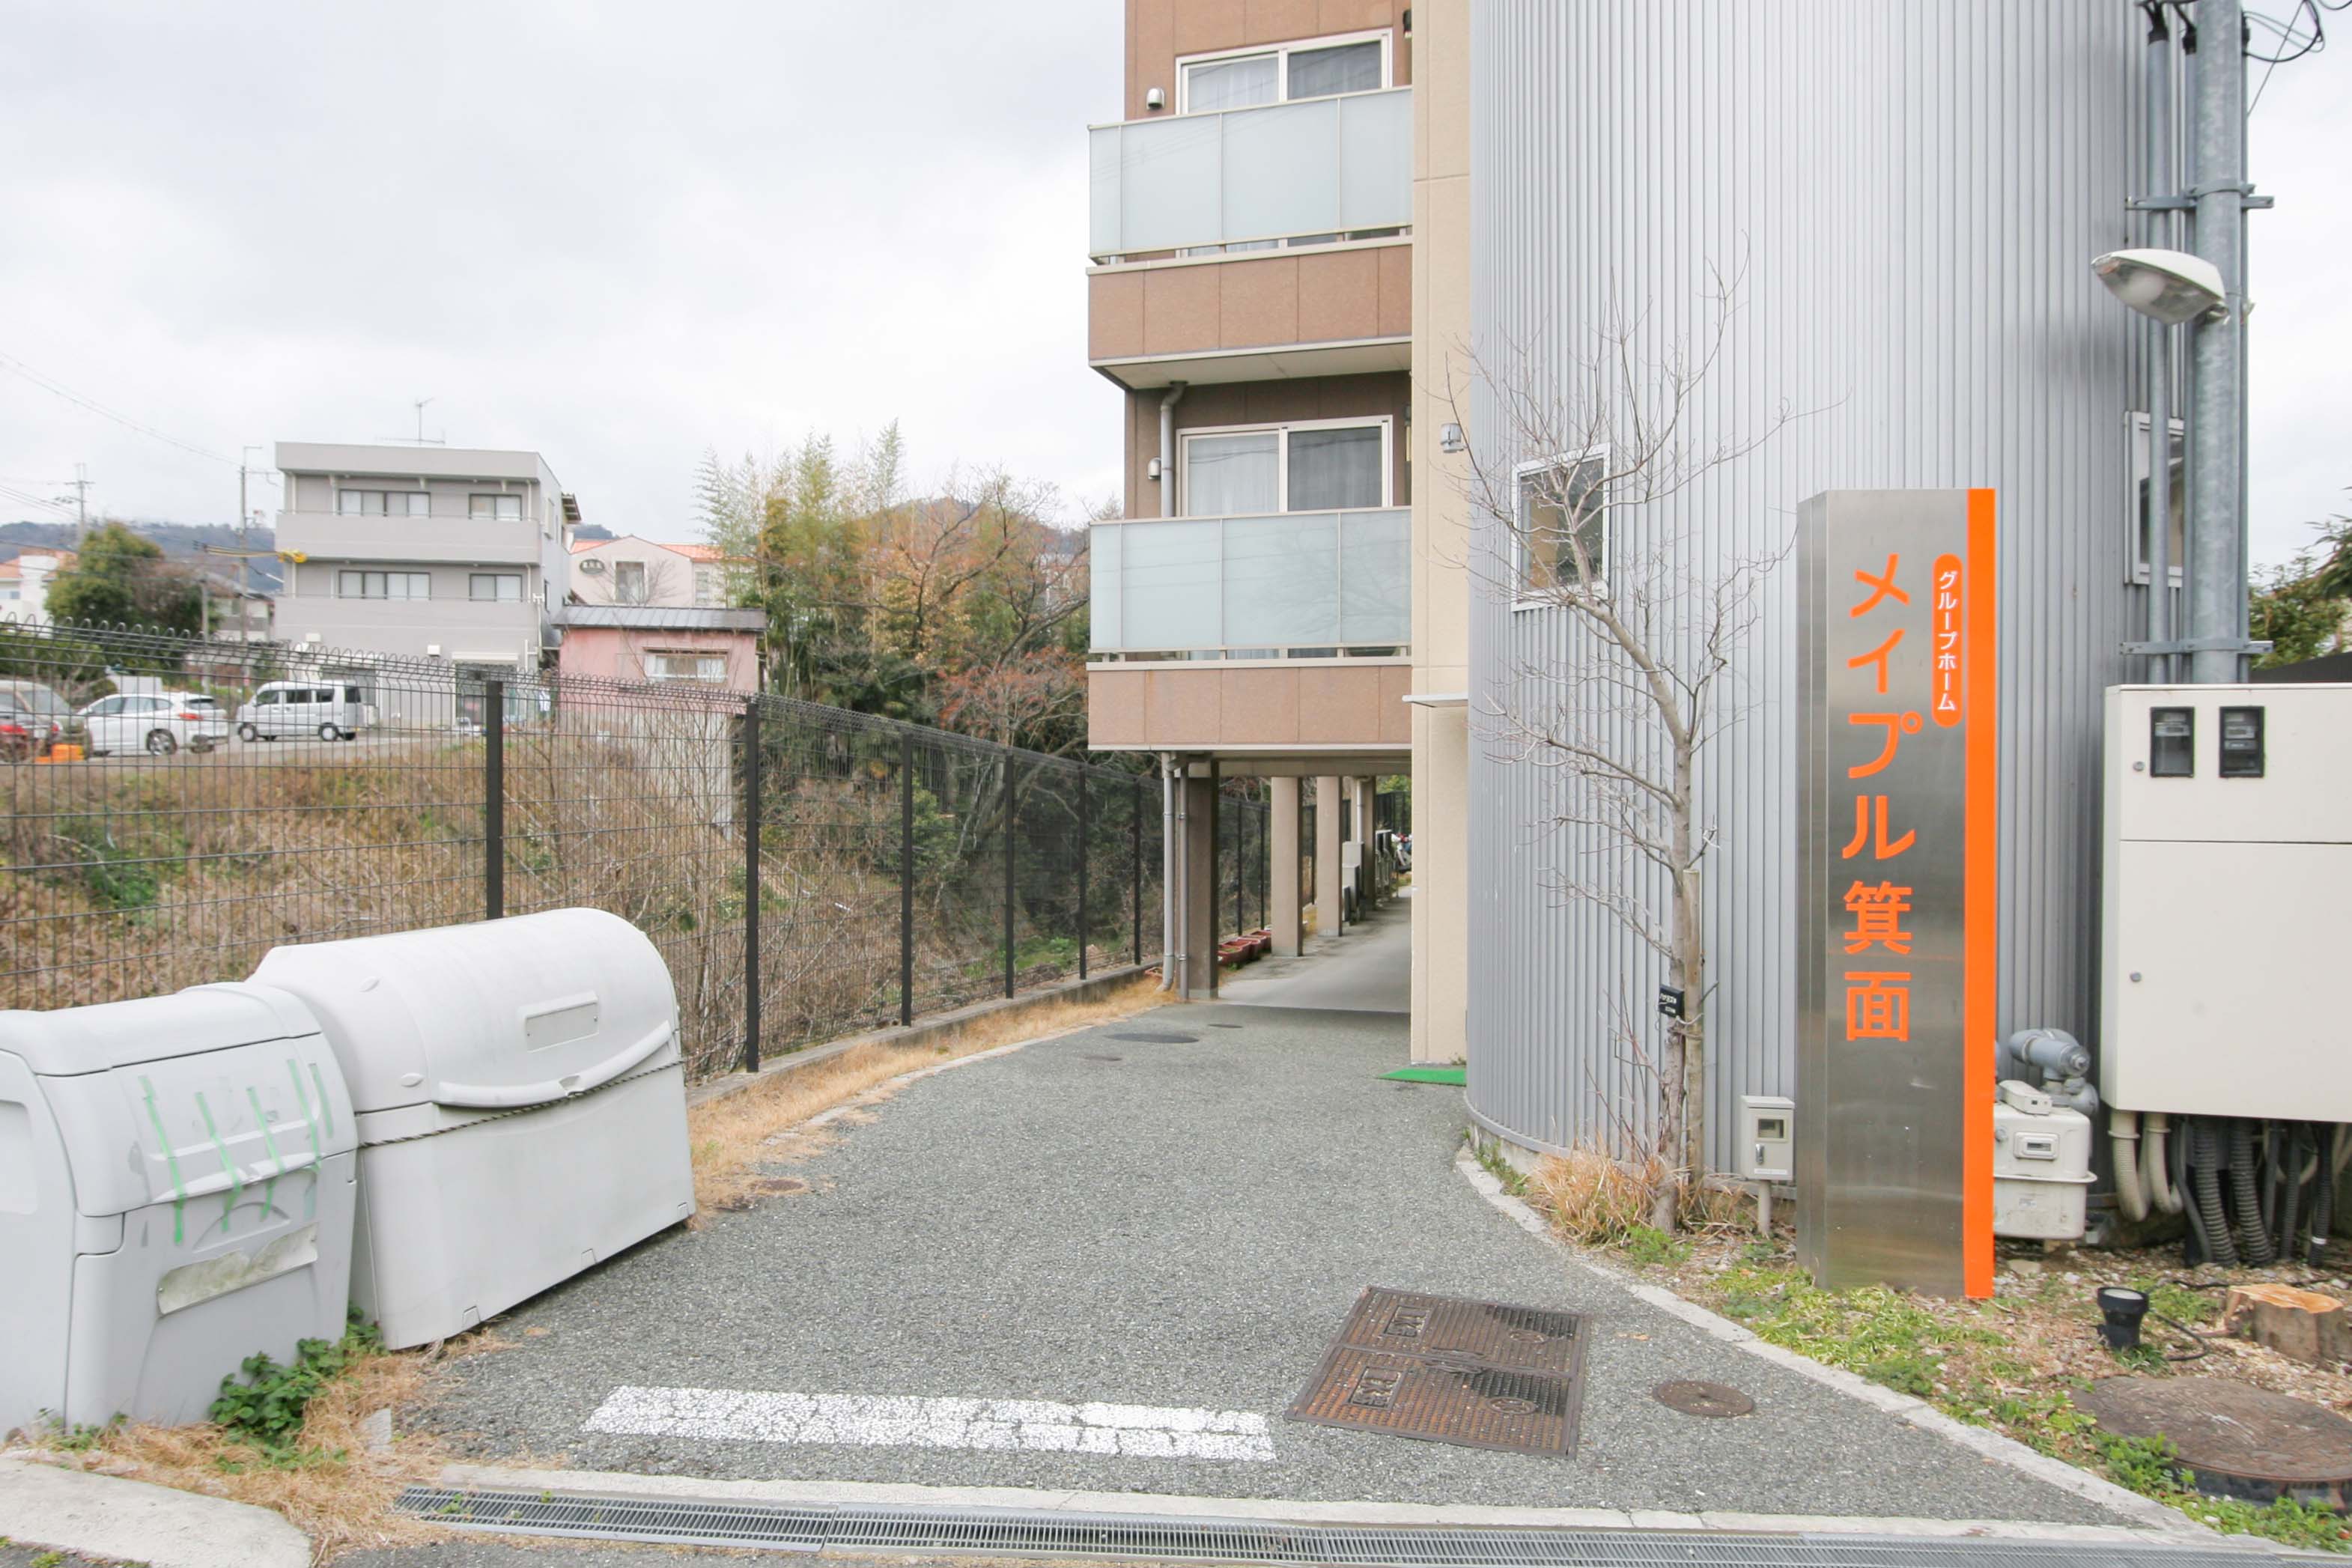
[1338,508,1411,645]
[1119,520,1224,650]
[1090,520,1122,648]
[1087,88,1410,259]
[1223,514,1337,648]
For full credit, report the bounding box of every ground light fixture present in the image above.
[2096,1285,2152,1351]
[2090,248,2227,325]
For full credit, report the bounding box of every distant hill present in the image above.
[0,520,282,593]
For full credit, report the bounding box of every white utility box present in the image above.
[2100,684,2352,1122]
[1991,1080,2094,1241]
[0,985,357,1434]
[1738,1095,1795,1182]
[250,908,693,1349]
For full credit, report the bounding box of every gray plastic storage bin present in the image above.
[250,908,694,1349]
[0,985,358,1436]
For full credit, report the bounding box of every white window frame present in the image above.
[336,569,433,601]
[1176,415,1394,517]
[469,493,524,522]
[469,571,524,604]
[1510,447,1611,606]
[2127,411,2187,589]
[1173,29,1393,115]
[335,489,431,517]
[643,650,729,685]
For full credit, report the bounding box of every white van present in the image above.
[236,680,376,742]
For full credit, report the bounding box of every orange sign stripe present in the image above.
[1962,489,1998,1299]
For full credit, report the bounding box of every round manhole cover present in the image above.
[1111,1031,1200,1044]
[1655,1380,1754,1418]
[2078,1378,2352,1503]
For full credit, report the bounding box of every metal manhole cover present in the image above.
[1110,1031,1200,1044]
[2078,1376,2352,1504]
[1334,1286,1584,1374]
[1654,1379,1752,1417]
[1287,1288,1588,1456]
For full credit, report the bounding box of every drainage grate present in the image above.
[398,1488,2308,1565]
[1287,1287,1588,1456]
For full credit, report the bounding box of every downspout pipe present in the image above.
[1158,752,1178,991]
[1158,382,1188,518]
[2143,3,2176,681]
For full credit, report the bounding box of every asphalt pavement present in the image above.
[1215,893,1411,1013]
[412,1001,2133,1527]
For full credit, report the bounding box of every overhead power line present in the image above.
[0,350,274,484]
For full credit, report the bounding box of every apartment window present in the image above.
[1513,452,1609,595]
[336,570,431,600]
[2129,412,2187,588]
[469,572,523,603]
[1176,32,1388,113]
[469,493,524,521]
[613,560,648,604]
[644,651,727,684]
[336,490,430,516]
[1179,419,1390,516]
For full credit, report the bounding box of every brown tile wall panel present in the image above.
[1219,257,1303,347]
[1142,265,1221,356]
[1220,667,1301,744]
[1170,0,1248,58]
[1090,669,1150,747]
[1376,243,1413,338]
[1296,249,1382,344]
[1245,0,1319,46]
[1295,665,1382,744]
[1090,271,1147,361]
[1146,667,1223,738]
[1378,663,1414,744]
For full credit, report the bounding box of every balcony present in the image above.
[1087,90,1413,391]
[1090,508,1407,657]
[275,509,545,567]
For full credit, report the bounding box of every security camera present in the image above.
[2090,248,2226,326]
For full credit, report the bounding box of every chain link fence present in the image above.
[0,619,1167,1080]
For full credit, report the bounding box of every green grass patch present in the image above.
[208,1316,380,1468]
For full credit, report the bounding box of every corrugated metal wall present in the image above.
[1462,1,2144,1171]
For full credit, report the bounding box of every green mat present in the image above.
[1379,1065,1467,1086]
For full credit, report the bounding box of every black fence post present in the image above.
[1076,770,1090,982]
[1002,752,1018,999]
[482,678,505,922]
[742,703,763,1075]
[899,732,915,1027]
[1131,777,1144,967]
[1258,803,1268,932]
[1233,796,1245,941]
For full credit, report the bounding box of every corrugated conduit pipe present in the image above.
[2229,1119,2276,1266]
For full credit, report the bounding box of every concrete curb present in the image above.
[1451,1149,2222,1545]
[686,964,1151,1112]
[0,1454,310,1568]
[434,1461,2260,1548]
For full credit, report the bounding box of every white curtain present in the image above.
[1184,432,1278,516]
[1185,54,1277,112]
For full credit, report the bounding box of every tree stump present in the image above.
[2222,1283,2352,1367]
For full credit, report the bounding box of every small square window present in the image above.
[1515,454,1608,595]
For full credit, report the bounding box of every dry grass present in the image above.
[1519,1143,1748,1248]
[16,1334,477,1563]
[688,973,1170,1221]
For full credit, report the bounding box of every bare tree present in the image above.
[1452,264,1802,1230]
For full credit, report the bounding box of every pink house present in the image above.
[554,605,765,691]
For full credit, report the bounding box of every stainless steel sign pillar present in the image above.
[1796,490,1997,1300]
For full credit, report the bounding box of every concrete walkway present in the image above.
[411,1003,2141,1530]
[1217,890,1410,1013]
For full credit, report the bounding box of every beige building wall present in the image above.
[1409,0,1470,1063]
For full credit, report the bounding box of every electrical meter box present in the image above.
[1738,1095,1795,1182]
[1992,1081,2093,1240]
[2100,684,2352,1122]
[250,908,693,1349]
[0,985,357,1435]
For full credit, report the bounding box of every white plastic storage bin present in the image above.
[250,908,694,1349]
[0,985,357,1435]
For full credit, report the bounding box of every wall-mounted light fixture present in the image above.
[1439,422,1465,454]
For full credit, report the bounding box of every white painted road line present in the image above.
[584,1386,1277,1462]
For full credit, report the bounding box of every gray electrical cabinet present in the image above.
[0,985,358,1435]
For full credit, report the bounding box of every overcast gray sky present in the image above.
[1,2,2345,567]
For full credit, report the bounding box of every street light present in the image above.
[2090,248,2226,326]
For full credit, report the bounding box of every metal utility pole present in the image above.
[63,464,91,547]
[2143,5,2178,682]
[2184,0,2254,684]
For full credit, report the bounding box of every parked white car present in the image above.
[236,680,375,742]
[80,691,231,756]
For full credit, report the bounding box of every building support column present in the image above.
[1314,775,1344,938]
[1180,771,1219,997]
[1269,776,1303,956]
[1410,704,1470,1063]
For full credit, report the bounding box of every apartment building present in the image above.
[570,535,740,609]
[1084,0,1433,1003]
[272,443,575,683]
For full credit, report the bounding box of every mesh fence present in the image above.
[0,618,1164,1081]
